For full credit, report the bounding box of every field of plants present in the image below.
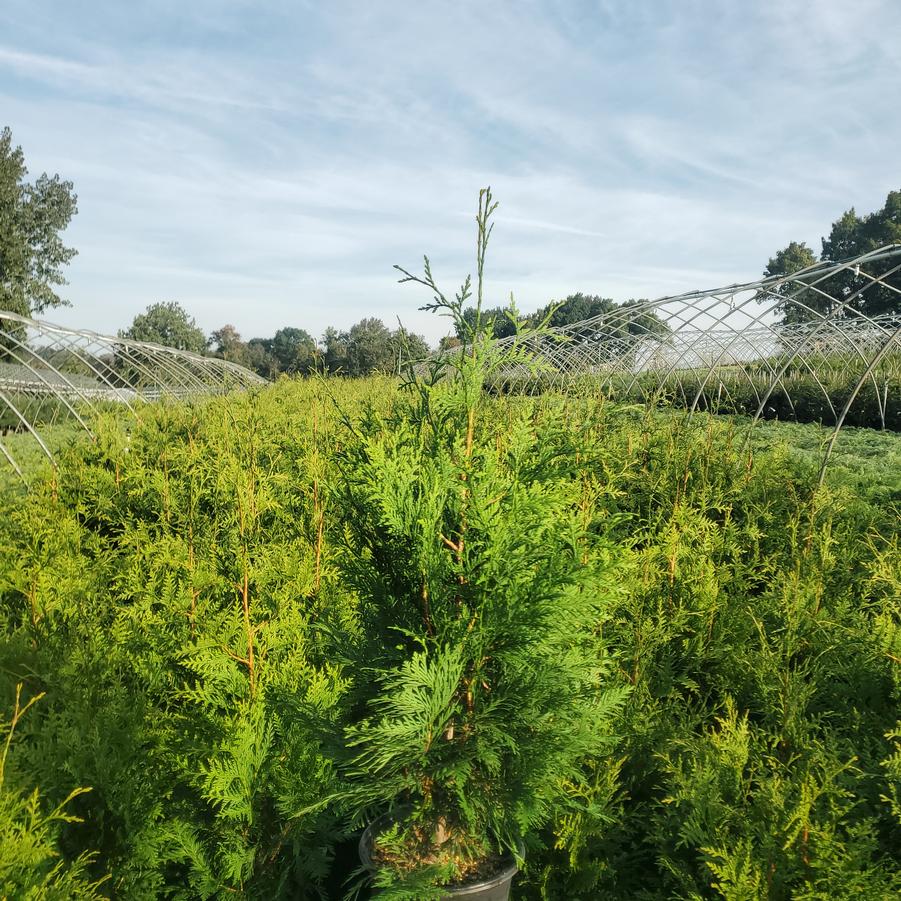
[0,368,899,898]
[490,356,901,434]
[0,191,898,899]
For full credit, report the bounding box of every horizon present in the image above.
[2,0,900,345]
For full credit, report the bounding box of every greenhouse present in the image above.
[0,312,265,480]
[2,244,900,484]
[490,244,901,468]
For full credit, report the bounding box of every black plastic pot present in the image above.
[359,813,520,900]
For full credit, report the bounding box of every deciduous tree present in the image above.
[345,317,395,376]
[321,326,347,374]
[0,126,78,317]
[270,326,316,374]
[764,190,901,322]
[209,324,249,364]
[120,301,207,353]
[246,337,279,378]
[531,292,617,328]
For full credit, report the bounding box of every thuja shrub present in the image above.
[516,404,901,899]
[0,381,370,898]
[331,389,628,892]
[0,687,106,898]
[325,191,629,897]
[0,347,898,897]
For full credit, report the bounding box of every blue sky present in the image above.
[2,0,899,344]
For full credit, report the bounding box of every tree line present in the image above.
[123,305,433,378]
[117,296,673,379]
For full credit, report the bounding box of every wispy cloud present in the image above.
[0,46,95,81]
[1,0,898,343]
[0,43,288,115]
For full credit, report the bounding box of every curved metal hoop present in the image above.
[486,245,901,481]
[0,312,266,484]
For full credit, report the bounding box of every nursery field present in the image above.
[0,375,900,899]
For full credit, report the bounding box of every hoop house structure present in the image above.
[489,245,901,471]
[0,312,265,482]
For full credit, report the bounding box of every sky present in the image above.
[1,0,899,345]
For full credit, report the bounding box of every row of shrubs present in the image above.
[0,377,899,897]
[490,360,901,431]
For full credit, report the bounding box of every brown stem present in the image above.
[0,684,45,787]
[28,574,38,629]
[313,478,324,592]
[433,816,450,847]
[421,581,435,637]
[187,520,197,637]
[220,644,250,668]
[242,565,255,695]
[312,410,324,592]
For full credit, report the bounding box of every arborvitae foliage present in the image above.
[517,404,901,899]
[0,316,898,896]
[0,686,106,898]
[329,190,629,894]
[0,382,360,898]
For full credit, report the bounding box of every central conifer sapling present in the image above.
[334,189,628,897]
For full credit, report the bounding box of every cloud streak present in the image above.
[1,0,899,344]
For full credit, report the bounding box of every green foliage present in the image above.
[764,189,901,323]
[320,326,348,374]
[120,301,208,353]
[457,304,519,339]
[328,190,634,893]
[343,317,395,376]
[492,354,901,432]
[0,686,106,898]
[515,403,901,900]
[1,224,900,898]
[764,241,820,324]
[270,326,317,374]
[0,383,359,897]
[461,293,671,342]
[221,322,431,379]
[0,376,899,898]
[0,126,78,318]
[208,324,251,365]
[531,292,617,328]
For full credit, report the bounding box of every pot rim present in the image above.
[358,811,521,895]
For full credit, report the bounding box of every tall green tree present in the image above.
[321,327,347,374]
[765,190,901,322]
[389,325,430,367]
[120,301,207,353]
[270,326,316,374]
[617,298,671,338]
[0,126,78,317]
[531,292,617,328]
[763,241,821,323]
[344,317,395,376]
[246,337,279,378]
[209,324,250,365]
[336,188,627,894]
[764,241,819,282]
[456,305,518,340]
[820,191,901,318]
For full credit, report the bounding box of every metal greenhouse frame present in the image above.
[0,312,265,482]
[487,244,901,478]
